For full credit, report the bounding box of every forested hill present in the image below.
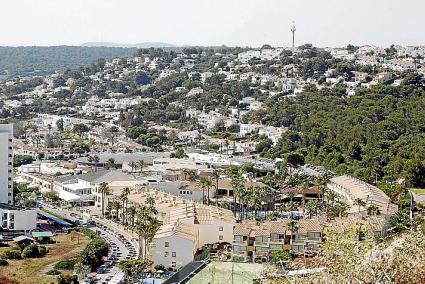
[0,46,135,76]
[248,74,425,186]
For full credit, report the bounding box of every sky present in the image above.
[1,0,424,48]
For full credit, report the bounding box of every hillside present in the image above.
[0,46,136,77]
[81,42,176,48]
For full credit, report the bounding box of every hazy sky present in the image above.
[1,0,424,47]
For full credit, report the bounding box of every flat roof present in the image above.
[37,210,72,226]
[32,231,54,238]
[13,236,34,242]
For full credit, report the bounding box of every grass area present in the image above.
[41,208,77,226]
[188,261,264,284]
[0,232,90,284]
[410,188,425,194]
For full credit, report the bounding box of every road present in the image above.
[38,202,137,283]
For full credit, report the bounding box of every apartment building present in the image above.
[127,188,236,268]
[232,219,324,262]
[327,175,398,216]
[150,222,199,269]
[0,124,13,204]
[0,203,37,231]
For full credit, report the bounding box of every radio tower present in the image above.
[291,21,296,53]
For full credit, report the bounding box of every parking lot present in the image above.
[80,223,136,283]
[38,203,138,284]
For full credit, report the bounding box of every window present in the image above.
[164,252,169,257]
[270,244,283,250]
[165,242,169,248]
[171,261,176,268]
[219,235,223,241]
[172,252,176,257]
[307,232,321,238]
[219,226,223,231]
[292,245,304,252]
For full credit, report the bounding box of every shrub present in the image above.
[154,264,165,271]
[46,269,61,275]
[80,237,109,269]
[54,259,76,270]
[38,246,47,257]
[21,244,40,258]
[0,259,8,266]
[57,274,78,284]
[3,248,22,259]
[79,227,96,239]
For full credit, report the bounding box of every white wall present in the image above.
[197,219,234,245]
[0,124,13,204]
[150,235,196,269]
[0,208,37,231]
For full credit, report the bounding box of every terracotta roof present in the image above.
[233,223,254,236]
[297,219,325,234]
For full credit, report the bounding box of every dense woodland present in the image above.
[250,73,425,186]
[0,46,135,76]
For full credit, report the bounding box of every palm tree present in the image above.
[212,170,220,201]
[300,182,309,208]
[332,200,349,217]
[287,191,296,203]
[250,186,266,220]
[146,196,156,213]
[106,201,113,218]
[305,200,319,218]
[200,177,212,204]
[367,204,381,216]
[286,201,298,219]
[120,187,131,225]
[325,190,338,206]
[229,174,244,218]
[353,198,366,214]
[88,156,93,170]
[127,205,137,230]
[145,218,161,258]
[138,160,145,174]
[128,161,137,174]
[287,219,298,241]
[112,200,122,222]
[106,158,116,169]
[133,203,161,260]
[98,182,110,217]
[134,205,149,260]
[92,155,100,171]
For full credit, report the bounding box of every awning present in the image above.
[13,236,34,242]
[37,210,72,227]
[32,231,54,238]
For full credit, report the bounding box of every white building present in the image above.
[197,112,224,130]
[0,124,13,204]
[239,123,262,137]
[150,222,199,269]
[0,204,37,231]
[327,175,398,216]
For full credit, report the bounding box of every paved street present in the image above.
[38,202,137,283]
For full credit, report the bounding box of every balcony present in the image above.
[254,241,269,247]
[269,238,285,244]
[233,240,248,245]
[254,251,269,257]
[291,240,306,246]
[307,237,322,242]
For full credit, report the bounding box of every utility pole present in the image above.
[291,21,296,53]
